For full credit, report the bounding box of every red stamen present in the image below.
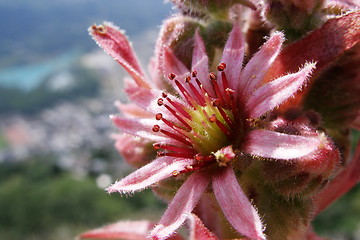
[188,82,206,106]
[153,143,161,150]
[155,113,163,120]
[209,114,216,122]
[209,72,216,81]
[157,98,164,106]
[192,71,197,77]
[221,72,232,106]
[157,151,166,157]
[162,92,168,98]
[164,104,192,130]
[175,80,194,107]
[160,129,192,146]
[215,118,231,136]
[166,97,192,119]
[161,117,176,129]
[168,73,176,80]
[217,106,233,127]
[210,73,225,106]
[185,75,191,83]
[163,152,195,159]
[212,99,220,107]
[152,125,160,132]
[217,62,227,71]
[159,144,196,154]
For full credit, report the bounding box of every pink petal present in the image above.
[150,171,211,240]
[107,156,196,193]
[111,133,153,168]
[89,22,150,89]
[246,63,316,119]
[188,214,219,240]
[111,115,168,142]
[194,194,224,238]
[163,47,191,89]
[219,25,245,91]
[244,129,321,159]
[240,32,284,99]
[313,140,360,215]
[79,220,154,239]
[212,166,265,240]
[114,101,153,118]
[192,31,215,96]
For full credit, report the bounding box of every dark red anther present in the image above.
[209,114,216,122]
[152,125,160,132]
[157,98,164,106]
[157,151,166,157]
[162,92,168,98]
[195,153,204,161]
[155,113,163,120]
[185,76,191,83]
[192,71,197,77]
[209,72,216,80]
[168,73,176,80]
[212,99,220,107]
[153,143,162,150]
[217,62,227,71]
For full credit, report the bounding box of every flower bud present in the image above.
[262,114,340,197]
[154,16,201,79]
[171,0,256,20]
[154,16,233,83]
[261,0,325,40]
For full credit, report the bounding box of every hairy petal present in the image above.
[188,214,219,240]
[244,129,321,159]
[114,101,153,118]
[89,22,150,89]
[150,171,211,240]
[79,220,154,240]
[313,140,360,215]
[219,25,245,91]
[241,32,285,99]
[163,47,192,93]
[246,63,315,119]
[111,115,168,142]
[192,31,215,96]
[213,166,265,240]
[107,157,196,193]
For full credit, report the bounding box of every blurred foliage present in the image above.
[0,157,165,240]
[313,185,360,239]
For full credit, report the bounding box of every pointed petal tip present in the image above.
[212,166,266,240]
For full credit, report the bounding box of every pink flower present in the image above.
[89,23,333,240]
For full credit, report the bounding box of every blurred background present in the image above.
[0,0,358,239]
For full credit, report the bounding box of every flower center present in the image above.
[152,63,242,172]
